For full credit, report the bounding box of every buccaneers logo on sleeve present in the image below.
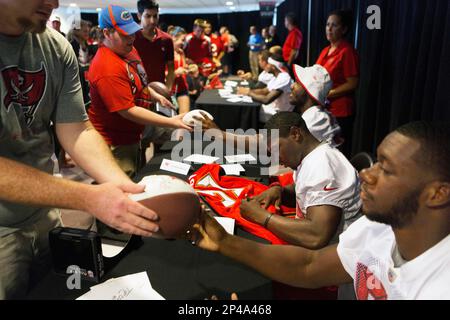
[1,62,47,126]
[355,262,388,300]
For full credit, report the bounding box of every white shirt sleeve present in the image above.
[267,72,291,92]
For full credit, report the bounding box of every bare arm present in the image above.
[287,49,299,66]
[240,197,342,249]
[193,212,352,288]
[328,77,359,99]
[118,107,191,130]
[165,60,175,91]
[0,156,159,236]
[266,205,342,249]
[248,89,282,105]
[56,121,130,185]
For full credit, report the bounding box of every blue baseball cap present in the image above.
[99,5,142,36]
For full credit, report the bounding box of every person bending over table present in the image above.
[191,121,450,300]
[237,55,293,123]
[197,64,341,151]
[245,112,361,248]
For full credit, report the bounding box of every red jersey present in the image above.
[189,164,295,244]
[185,33,212,64]
[172,51,188,94]
[316,40,359,117]
[134,29,174,84]
[208,33,224,58]
[282,27,303,63]
[88,46,147,146]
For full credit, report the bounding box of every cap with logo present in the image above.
[293,64,333,106]
[99,5,142,36]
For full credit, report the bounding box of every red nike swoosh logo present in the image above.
[323,186,338,191]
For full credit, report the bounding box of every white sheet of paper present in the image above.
[225,80,238,87]
[76,272,165,300]
[160,159,191,175]
[225,154,257,163]
[221,164,245,175]
[242,96,254,103]
[183,154,220,164]
[227,97,243,103]
[215,217,235,235]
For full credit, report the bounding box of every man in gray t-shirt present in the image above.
[0,0,160,299]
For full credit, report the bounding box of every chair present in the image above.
[350,152,375,172]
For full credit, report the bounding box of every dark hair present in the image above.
[395,121,450,181]
[265,112,309,138]
[258,50,271,62]
[285,12,298,26]
[328,9,353,36]
[137,0,159,14]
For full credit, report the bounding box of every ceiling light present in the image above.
[69,3,77,7]
[226,1,234,5]
[230,6,236,10]
[96,8,102,12]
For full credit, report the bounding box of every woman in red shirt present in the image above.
[169,27,190,114]
[316,10,359,157]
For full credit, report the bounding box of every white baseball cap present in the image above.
[293,64,333,106]
[51,15,61,22]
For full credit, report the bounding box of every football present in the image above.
[182,109,214,126]
[129,175,201,239]
[149,81,172,100]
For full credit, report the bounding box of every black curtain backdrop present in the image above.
[275,0,450,156]
[353,0,450,155]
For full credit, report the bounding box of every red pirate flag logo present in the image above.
[2,62,47,126]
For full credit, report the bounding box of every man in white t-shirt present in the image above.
[237,56,293,123]
[191,121,450,300]
[239,112,361,248]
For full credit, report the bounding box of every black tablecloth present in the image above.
[195,89,261,130]
[26,140,272,300]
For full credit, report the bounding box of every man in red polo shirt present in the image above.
[282,12,303,67]
[134,0,175,90]
[185,19,212,65]
[204,21,224,68]
[88,5,190,177]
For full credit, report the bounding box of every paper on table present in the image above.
[224,80,238,87]
[183,154,220,164]
[221,164,245,175]
[227,97,243,103]
[241,96,253,103]
[225,154,257,163]
[215,217,235,235]
[76,272,165,300]
[160,158,191,175]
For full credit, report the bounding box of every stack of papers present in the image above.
[76,272,165,300]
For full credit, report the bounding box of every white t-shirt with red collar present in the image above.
[337,215,450,300]
[294,143,362,243]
